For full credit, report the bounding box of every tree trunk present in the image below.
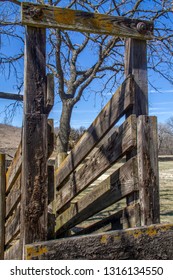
[56,100,74,156]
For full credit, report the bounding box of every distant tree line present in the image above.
[158,117,173,155]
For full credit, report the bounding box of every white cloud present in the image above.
[150,89,173,93]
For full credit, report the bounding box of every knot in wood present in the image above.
[136,22,147,34]
[29,7,43,20]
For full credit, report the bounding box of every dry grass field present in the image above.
[159,158,173,223]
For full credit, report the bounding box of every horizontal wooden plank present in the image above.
[21,3,153,40]
[55,157,138,235]
[55,76,134,187]
[56,115,137,213]
[6,173,21,219]
[0,92,23,101]
[25,223,173,260]
[4,239,22,260]
[6,143,22,193]
[73,203,140,236]
[5,205,20,246]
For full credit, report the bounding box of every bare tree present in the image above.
[1,0,173,155]
[158,122,173,155]
[167,116,173,136]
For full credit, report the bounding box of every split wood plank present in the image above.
[137,116,160,225]
[0,154,6,259]
[74,203,140,236]
[6,173,21,219]
[5,205,20,246]
[55,157,138,235]
[55,75,135,187]
[6,143,22,194]
[56,115,137,213]
[21,3,154,40]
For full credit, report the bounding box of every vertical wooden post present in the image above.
[22,26,48,246]
[137,116,160,225]
[0,154,5,260]
[124,38,148,225]
[47,119,56,240]
[125,38,148,116]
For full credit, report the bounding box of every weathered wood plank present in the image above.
[6,173,21,219]
[22,114,48,244]
[47,165,55,240]
[74,204,140,236]
[4,239,22,260]
[6,143,22,193]
[21,3,153,40]
[24,26,46,114]
[137,116,160,225]
[55,157,138,235]
[21,26,48,245]
[0,154,6,259]
[5,205,20,246]
[56,115,137,213]
[25,223,173,260]
[0,92,23,101]
[55,76,135,186]
[125,39,148,116]
[124,38,148,210]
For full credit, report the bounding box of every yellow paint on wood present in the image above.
[100,235,108,244]
[26,246,48,260]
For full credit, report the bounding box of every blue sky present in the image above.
[0,80,173,128]
[0,1,173,128]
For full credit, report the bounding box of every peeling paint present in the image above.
[26,246,48,260]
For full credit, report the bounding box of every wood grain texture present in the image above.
[55,76,135,187]
[125,39,148,116]
[0,154,5,259]
[6,173,21,219]
[6,143,22,194]
[137,116,160,225]
[5,205,20,246]
[25,223,173,260]
[22,26,48,245]
[55,115,137,213]
[55,157,138,235]
[21,3,154,40]
[22,114,48,243]
[24,26,46,114]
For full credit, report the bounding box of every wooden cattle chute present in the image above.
[0,2,172,260]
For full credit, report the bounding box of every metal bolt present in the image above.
[137,22,147,34]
